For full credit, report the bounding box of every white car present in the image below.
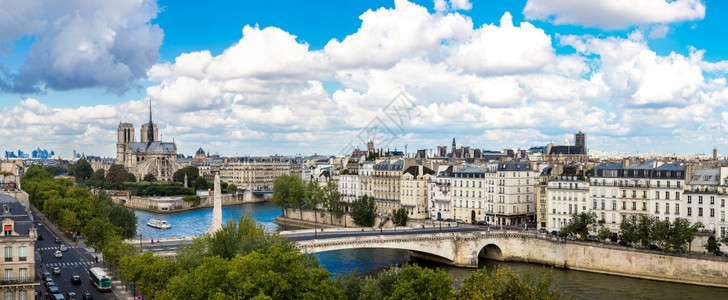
[54,250,62,258]
[59,244,68,252]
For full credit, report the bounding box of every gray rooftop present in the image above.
[689,168,719,186]
[0,194,32,236]
[131,141,176,153]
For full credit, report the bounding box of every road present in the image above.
[35,220,115,300]
[286,225,487,241]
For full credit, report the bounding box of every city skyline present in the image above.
[2,0,728,157]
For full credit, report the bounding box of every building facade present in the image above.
[1,195,37,300]
[400,165,434,219]
[220,156,292,190]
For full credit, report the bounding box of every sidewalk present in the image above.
[30,204,134,300]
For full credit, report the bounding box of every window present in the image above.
[699,196,703,204]
[18,246,26,261]
[710,208,715,217]
[698,207,703,217]
[4,290,13,300]
[601,199,605,210]
[687,207,692,216]
[687,196,692,204]
[622,201,626,210]
[723,199,725,208]
[632,202,636,210]
[2,224,10,235]
[665,192,670,200]
[665,203,670,214]
[642,202,647,211]
[612,200,617,211]
[676,204,680,215]
[722,211,725,222]
[655,191,660,199]
[3,268,11,280]
[3,246,10,262]
[676,192,680,200]
[711,196,715,205]
[18,268,27,281]
[655,202,659,214]
[642,191,647,199]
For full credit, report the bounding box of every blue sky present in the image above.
[1,0,727,158]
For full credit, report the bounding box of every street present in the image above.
[35,221,115,300]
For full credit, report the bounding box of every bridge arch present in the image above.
[477,243,503,262]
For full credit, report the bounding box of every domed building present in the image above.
[194,147,207,163]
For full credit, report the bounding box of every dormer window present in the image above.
[3,224,11,235]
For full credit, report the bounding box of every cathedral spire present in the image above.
[147,99,155,143]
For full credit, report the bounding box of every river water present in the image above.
[134,202,726,299]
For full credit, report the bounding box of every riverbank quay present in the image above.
[273,208,455,230]
[110,192,266,213]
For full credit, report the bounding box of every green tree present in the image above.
[119,252,180,300]
[651,219,671,250]
[58,209,81,232]
[193,176,208,190]
[83,217,121,252]
[104,203,138,239]
[596,227,612,241]
[619,219,639,245]
[322,181,344,224]
[271,174,305,220]
[305,180,324,225]
[106,164,133,188]
[226,183,237,194]
[456,266,568,300]
[350,195,376,227]
[668,218,702,252]
[705,236,721,253]
[102,234,136,267]
[392,208,409,227]
[143,173,157,182]
[70,158,93,184]
[21,165,53,183]
[205,213,267,260]
[173,166,199,186]
[561,212,596,239]
[635,215,656,246]
[389,265,453,300]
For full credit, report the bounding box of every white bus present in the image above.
[88,267,112,292]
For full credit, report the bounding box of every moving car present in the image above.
[38,234,44,240]
[54,237,62,244]
[54,250,63,258]
[82,292,94,300]
[60,244,68,251]
[53,267,61,275]
[52,294,65,300]
[66,292,77,300]
[71,275,82,284]
[49,285,60,294]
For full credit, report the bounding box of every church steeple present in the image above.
[147,99,155,143]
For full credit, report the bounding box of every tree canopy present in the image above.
[173,166,200,187]
[351,195,376,227]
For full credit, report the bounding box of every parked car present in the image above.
[674,248,686,254]
[714,250,727,257]
[444,218,454,222]
[71,275,81,284]
[45,278,54,287]
[475,221,488,226]
[566,234,576,241]
[54,250,63,258]
[551,230,559,236]
[455,219,464,224]
[537,228,548,235]
[647,244,662,251]
[37,234,44,240]
[82,292,94,300]
[54,237,62,244]
[52,293,65,300]
[43,272,52,280]
[53,267,61,275]
[618,240,630,247]
[60,244,68,252]
[586,235,600,242]
[66,292,77,300]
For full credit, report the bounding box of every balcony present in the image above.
[0,277,36,286]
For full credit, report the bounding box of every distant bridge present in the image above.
[283,227,566,268]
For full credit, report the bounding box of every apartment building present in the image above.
[1,195,37,300]
[338,174,359,209]
[359,162,374,199]
[428,165,453,220]
[400,165,435,219]
[619,163,652,224]
[372,160,406,215]
[649,164,685,223]
[220,156,292,190]
[451,168,487,224]
[494,161,536,226]
[546,166,589,232]
[589,163,622,233]
[685,168,727,235]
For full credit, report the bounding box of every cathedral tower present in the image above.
[117,123,134,166]
[140,100,158,143]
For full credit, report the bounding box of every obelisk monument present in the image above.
[206,172,222,234]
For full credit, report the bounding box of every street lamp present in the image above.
[139,234,143,253]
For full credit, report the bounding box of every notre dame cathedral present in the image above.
[116,101,181,181]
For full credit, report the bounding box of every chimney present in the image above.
[713,147,718,161]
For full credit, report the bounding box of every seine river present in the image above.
[134,202,726,299]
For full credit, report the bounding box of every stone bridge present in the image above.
[294,230,566,268]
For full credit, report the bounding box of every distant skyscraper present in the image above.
[575,131,586,151]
